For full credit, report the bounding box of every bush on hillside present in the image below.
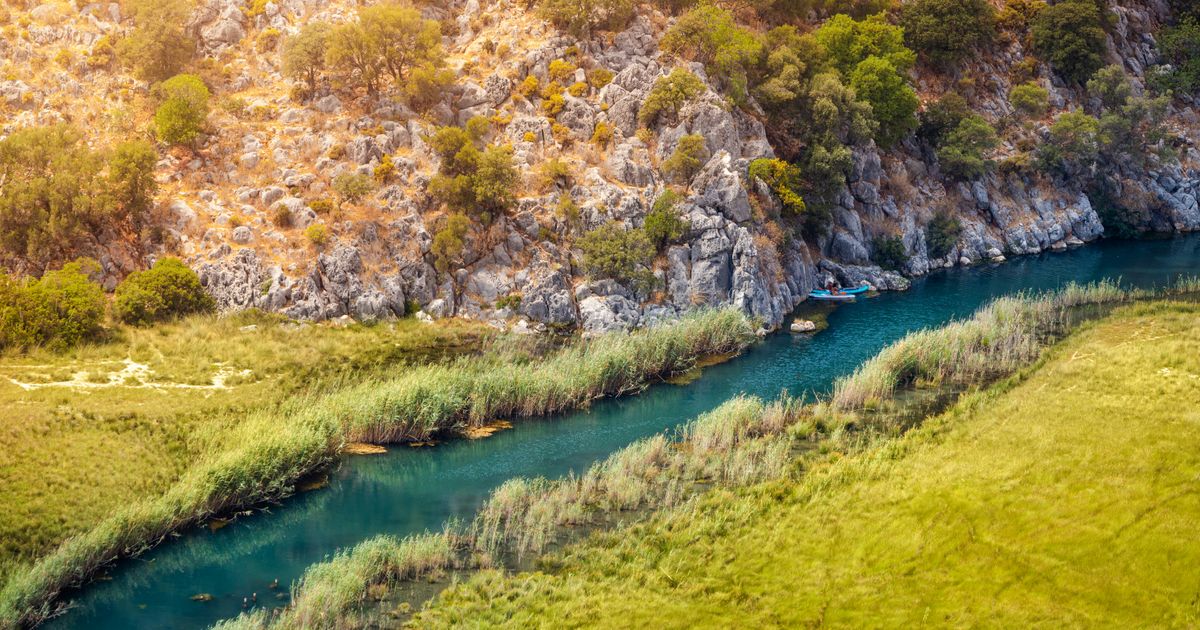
[0,259,106,351]
[432,214,471,272]
[113,258,215,326]
[925,211,962,259]
[748,158,807,215]
[662,134,709,184]
[117,0,195,83]
[283,22,332,95]
[871,235,909,271]
[538,0,634,37]
[812,13,915,78]
[917,93,970,145]
[1152,18,1200,94]
[1009,82,1050,118]
[936,114,999,180]
[661,5,761,103]
[643,192,688,250]
[327,5,445,94]
[1032,0,1107,84]
[901,0,996,66]
[849,56,919,147]
[578,222,657,291]
[333,173,375,204]
[154,74,210,146]
[0,126,157,267]
[1037,111,1100,173]
[638,68,705,127]
[427,125,518,221]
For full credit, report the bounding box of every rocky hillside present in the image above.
[1,0,1197,335]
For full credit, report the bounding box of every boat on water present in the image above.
[809,283,872,297]
[807,292,857,302]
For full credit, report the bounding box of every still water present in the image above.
[53,234,1200,629]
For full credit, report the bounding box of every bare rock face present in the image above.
[188,0,246,52]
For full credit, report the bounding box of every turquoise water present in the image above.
[51,235,1200,629]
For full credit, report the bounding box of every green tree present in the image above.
[813,13,915,78]
[405,63,457,112]
[936,114,999,180]
[107,141,158,227]
[925,211,962,259]
[1032,0,1107,84]
[749,158,807,215]
[332,173,376,204]
[328,22,383,93]
[871,235,908,270]
[643,192,688,249]
[21,259,106,350]
[472,145,519,221]
[113,257,215,326]
[1037,111,1101,172]
[662,134,709,184]
[539,0,634,37]
[1087,65,1132,110]
[639,68,706,127]
[661,5,762,103]
[917,92,970,145]
[578,222,657,291]
[360,4,443,85]
[154,74,210,146]
[901,0,995,66]
[1009,82,1050,118]
[117,0,195,83]
[850,56,919,147]
[1152,18,1200,94]
[283,22,332,94]
[431,214,470,272]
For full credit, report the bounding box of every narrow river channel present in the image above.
[51,234,1200,629]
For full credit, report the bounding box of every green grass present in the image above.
[0,308,756,629]
[409,301,1200,627]
[0,311,487,587]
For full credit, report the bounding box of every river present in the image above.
[50,234,1200,629]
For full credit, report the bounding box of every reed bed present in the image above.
[0,309,755,630]
[233,281,1200,630]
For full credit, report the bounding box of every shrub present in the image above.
[472,146,519,221]
[305,224,329,246]
[591,121,615,147]
[661,5,761,103]
[1037,111,1100,172]
[638,68,705,127]
[871,235,908,271]
[548,59,577,83]
[925,211,962,259]
[1152,18,1200,95]
[568,81,589,97]
[327,5,444,94]
[1009,82,1050,118]
[107,140,159,227]
[113,258,215,326]
[813,13,916,78]
[644,192,688,249]
[310,199,335,215]
[272,205,293,228]
[748,158,806,215]
[283,22,332,95]
[849,56,919,147]
[117,0,195,83]
[517,75,540,100]
[1086,65,1132,110]
[0,260,105,351]
[431,214,470,272]
[662,134,709,184]
[936,114,999,180]
[405,63,457,112]
[917,93,970,145]
[578,222,657,291]
[538,158,574,191]
[1032,0,1107,84]
[587,68,614,89]
[427,125,517,220]
[538,0,634,37]
[154,74,210,146]
[901,0,996,66]
[333,173,375,204]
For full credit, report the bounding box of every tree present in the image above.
[283,22,332,95]
[936,114,999,180]
[812,13,915,78]
[1032,0,1107,84]
[154,74,210,146]
[850,56,919,147]
[20,259,106,350]
[577,222,657,291]
[1010,82,1050,118]
[1152,18,1200,95]
[925,211,962,259]
[901,0,995,66]
[405,63,457,112]
[639,68,706,127]
[644,192,688,249]
[871,235,908,270]
[117,0,195,83]
[662,134,709,184]
[113,257,215,325]
[1087,65,1132,110]
[107,140,159,227]
[1038,111,1101,172]
[918,92,970,145]
[472,145,519,221]
[431,214,470,272]
[661,5,762,103]
[427,125,517,220]
[748,158,806,215]
[539,0,634,37]
[360,4,443,85]
[328,22,383,93]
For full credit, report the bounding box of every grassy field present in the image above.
[409,301,1200,627]
[0,312,489,592]
[0,308,755,628]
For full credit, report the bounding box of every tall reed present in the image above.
[0,309,756,630]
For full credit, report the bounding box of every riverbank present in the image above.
[218,282,1200,629]
[407,299,1200,626]
[0,309,755,629]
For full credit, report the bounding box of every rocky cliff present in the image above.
[3,0,1197,334]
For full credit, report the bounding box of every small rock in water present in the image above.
[190,593,214,602]
[790,320,817,333]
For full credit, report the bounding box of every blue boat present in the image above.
[807,292,856,302]
[809,283,872,297]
